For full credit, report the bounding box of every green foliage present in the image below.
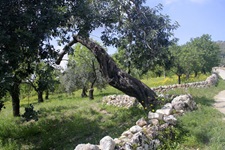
[169,34,220,84]
[157,126,185,150]
[101,2,178,74]
[0,91,145,149]
[112,47,142,78]
[22,104,39,122]
[188,34,220,73]
[0,74,222,149]
[60,43,106,95]
[27,62,59,102]
[165,79,225,149]
[142,73,208,87]
[0,101,5,112]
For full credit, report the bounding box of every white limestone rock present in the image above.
[129,125,142,134]
[148,112,163,120]
[163,115,177,125]
[149,119,159,126]
[136,117,147,127]
[172,94,197,111]
[74,143,100,150]
[100,136,115,150]
[156,108,172,115]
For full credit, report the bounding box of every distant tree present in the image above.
[170,34,220,84]
[217,41,225,65]
[0,0,79,116]
[169,44,185,84]
[60,43,106,99]
[112,48,142,78]
[188,34,220,74]
[27,62,58,103]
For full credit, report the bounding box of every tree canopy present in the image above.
[1,0,179,115]
[60,43,106,98]
[169,34,220,84]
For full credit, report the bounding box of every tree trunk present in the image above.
[89,88,94,100]
[178,75,181,84]
[89,60,97,100]
[38,91,44,103]
[81,86,88,97]
[56,35,157,109]
[127,60,131,74]
[194,71,198,77]
[89,78,96,100]
[45,90,49,100]
[9,82,20,117]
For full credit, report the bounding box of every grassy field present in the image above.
[0,74,225,149]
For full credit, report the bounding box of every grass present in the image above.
[0,74,225,150]
[0,88,145,150]
[164,78,225,149]
[142,73,209,87]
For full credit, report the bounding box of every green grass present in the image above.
[0,75,225,150]
[0,87,144,150]
[142,73,209,87]
[164,78,225,149]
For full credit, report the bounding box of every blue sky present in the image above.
[59,0,225,67]
[146,0,225,45]
[91,0,225,54]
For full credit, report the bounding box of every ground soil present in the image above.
[214,68,225,115]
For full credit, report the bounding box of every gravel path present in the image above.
[214,68,225,114]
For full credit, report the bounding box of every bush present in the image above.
[22,104,39,121]
[0,101,5,112]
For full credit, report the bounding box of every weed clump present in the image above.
[22,104,39,122]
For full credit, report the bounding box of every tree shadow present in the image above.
[0,105,145,150]
[193,96,215,107]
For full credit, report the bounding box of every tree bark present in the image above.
[194,71,198,77]
[38,91,44,103]
[56,35,157,108]
[89,60,97,100]
[89,88,94,100]
[81,86,88,97]
[178,75,181,84]
[9,82,21,117]
[45,90,49,100]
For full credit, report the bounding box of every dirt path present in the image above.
[213,68,225,114]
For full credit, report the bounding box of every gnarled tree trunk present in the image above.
[45,90,49,100]
[38,91,44,103]
[9,81,21,117]
[56,35,157,108]
[81,86,88,98]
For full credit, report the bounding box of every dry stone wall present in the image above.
[74,73,218,150]
[152,73,218,93]
[74,94,197,150]
[102,73,218,108]
[102,95,139,108]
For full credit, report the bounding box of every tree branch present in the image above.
[55,36,78,65]
[56,35,157,108]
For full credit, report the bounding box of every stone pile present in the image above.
[102,95,139,108]
[152,73,218,93]
[74,94,197,150]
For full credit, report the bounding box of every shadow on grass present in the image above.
[0,106,145,150]
[38,105,79,114]
[193,96,215,106]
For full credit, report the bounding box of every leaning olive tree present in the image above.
[1,0,178,115]
[56,1,178,108]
